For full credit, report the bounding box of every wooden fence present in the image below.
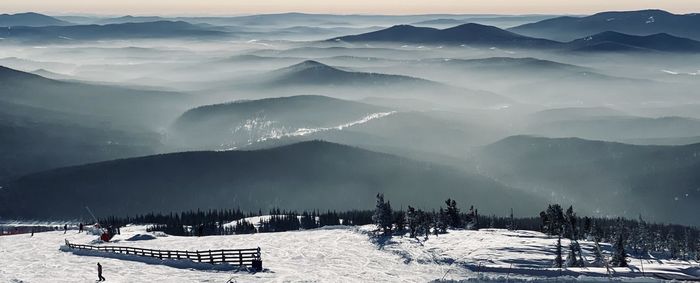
[64,240,262,268]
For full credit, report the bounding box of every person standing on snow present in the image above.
[97,262,105,281]
[63,224,67,234]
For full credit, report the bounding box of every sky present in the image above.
[4,0,700,16]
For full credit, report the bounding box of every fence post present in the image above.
[239,250,243,266]
[209,250,214,264]
[222,250,226,263]
[197,251,202,262]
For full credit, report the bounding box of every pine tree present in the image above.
[635,215,649,257]
[420,211,432,240]
[583,217,592,239]
[564,206,584,267]
[610,232,628,267]
[564,206,576,239]
[554,233,563,268]
[300,211,317,230]
[666,230,678,259]
[682,228,691,260]
[445,199,461,228]
[508,208,515,231]
[653,230,664,253]
[394,211,406,235]
[372,193,393,236]
[566,240,585,267]
[436,207,448,234]
[542,204,565,236]
[695,237,700,261]
[465,206,479,230]
[591,238,606,267]
[406,206,418,238]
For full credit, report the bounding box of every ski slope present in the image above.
[1,223,698,282]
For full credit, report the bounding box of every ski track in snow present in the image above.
[258,111,397,142]
[1,222,698,282]
[219,111,397,150]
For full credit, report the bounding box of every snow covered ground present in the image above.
[1,221,698,282]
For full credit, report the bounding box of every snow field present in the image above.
[1,222,698,282]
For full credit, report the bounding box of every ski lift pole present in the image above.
[85,206,99,225]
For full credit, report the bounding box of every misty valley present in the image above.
[1,9,699,282]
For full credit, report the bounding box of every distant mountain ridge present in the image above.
[0,66,189,181]
[330,23,561,48]
[0,141,544,219]
[330,22,700,52]
[473,135,700,225]
[0,12,70,27]
[0,65,190,129]
[265,60,440,87]
[510,9,700,41]
[218,60,511,108]
[569,31,700,52]
[0,20,227,42]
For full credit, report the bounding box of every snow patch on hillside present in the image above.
[256,111,397,142]
[220,111,397,150]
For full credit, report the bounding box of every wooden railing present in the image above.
[64,240,262,268]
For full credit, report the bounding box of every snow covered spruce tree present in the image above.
[394,210,406,234]
[666,229,679,259]
[564,206,585,267]
[419,209,432,240]
[508,208,515,231]
[436,207,448,234]
[554,232,564,268]
[682,228,693,260]
[610,225,628,267]
[633,215,650,257]
[406,206,419,238]
[465,205,479,230]
[540,204,565,236]
[445,198,461,228]
[565,241,585,267]
[591,238,606,267]
[372,193,393,236]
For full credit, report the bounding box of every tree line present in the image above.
[99,195,700,265]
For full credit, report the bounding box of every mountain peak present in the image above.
[446,22,501,31]
[277,60,339,73]
[293,60,329,68]
[385,24,424,31]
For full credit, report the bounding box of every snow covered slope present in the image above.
[1,224,698,282]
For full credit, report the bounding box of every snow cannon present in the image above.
[100,231,111,242]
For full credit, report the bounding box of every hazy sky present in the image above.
[4,0,700,15]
